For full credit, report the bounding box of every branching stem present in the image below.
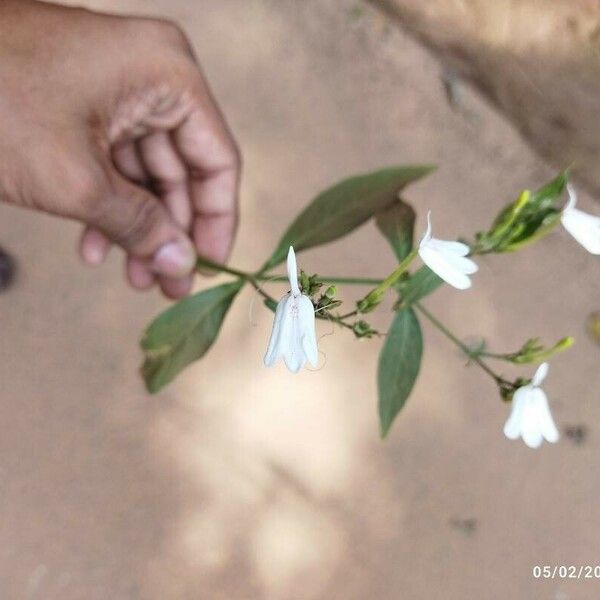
[196,256,383,286]
[414,302,514,389]
[196,256,356,331]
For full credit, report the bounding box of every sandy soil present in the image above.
[0,1,598,599]
[373,0,600,200]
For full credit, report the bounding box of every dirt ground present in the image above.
[1,1,599,599]
[372,0,600,200]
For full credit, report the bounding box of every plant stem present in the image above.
[479,351,512,360]
[197,256,278,308]
[414,302,513,387]
[246,277,275,304]
[196,256,383,286]
[368,249,418,298]
[257,274,384,286]
[357,249,418,311]
[196,256,251,280]
[337,309,358,320]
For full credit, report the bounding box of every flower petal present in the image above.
[522,427,544,449]
[503,392,526,440]
[534,389,560,444]
[519,393,544,448]
[298,295,318,367]
[418,245,472,290]
[282,306,305,373]
[531,362,549,387]
[283,351,305,373]
[419,211,433,248]
[264,295,290,367]
[433,248,479,275]
[287,246,301,295]
[565,183,577,212]
[561,207,600,255]
[425,238,471,257]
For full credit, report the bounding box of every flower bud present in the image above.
[511,336,574,364]
[299,270,311,294]
[472,172,568,254]
[357,292,382,313]
[352,320,378,339]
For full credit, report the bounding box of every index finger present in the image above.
[173,98,240,265]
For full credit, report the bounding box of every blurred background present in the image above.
[1,1,599,598]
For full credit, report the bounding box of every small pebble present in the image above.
[0,247,15,291]
[449,517,477,536]
[564,424,587,445]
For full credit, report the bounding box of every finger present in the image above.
[173,107,240,264]
[190,168,239,264]
[90,167,196,279]
[158,274,193,300]
[112,142,147,185]
[138,131,192,230]
[79,226,111,265]
[126,255,155,290]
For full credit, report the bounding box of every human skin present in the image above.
[0,0,240,298]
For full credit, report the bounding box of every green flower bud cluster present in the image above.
[467,335,574,366]
[315,285,342,312]
[299,272,343,313]
[352,320,378,339]
[508,336,574,364]
[299,270,324,297]
[472,172,568,254]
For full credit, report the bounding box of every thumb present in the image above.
[90,167,196,278]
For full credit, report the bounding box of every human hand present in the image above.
[0,0,240,298]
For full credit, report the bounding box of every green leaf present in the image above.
[375,199,416,261]
[396,265,443,307]
[264,297,278,313]
[141,280,243,393]
[264,165,436,269]
[378,308,423,437]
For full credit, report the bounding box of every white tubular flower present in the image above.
[561,184,600,255]
[264,246,318,373]
[418,212,478,290]
[503,362,560,449]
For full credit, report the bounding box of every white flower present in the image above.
[561,184,600,255]
[503,362,560,449]
[418,212,478,290]
[264,246,318,373]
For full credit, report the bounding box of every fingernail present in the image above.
[152,241,195,277]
